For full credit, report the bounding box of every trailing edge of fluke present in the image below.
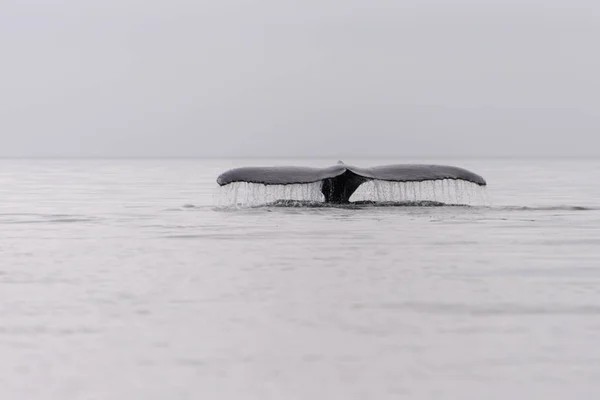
[217,161,486,204]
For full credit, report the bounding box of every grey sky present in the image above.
[1,0,599,158]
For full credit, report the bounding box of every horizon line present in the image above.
[0,155,599,160]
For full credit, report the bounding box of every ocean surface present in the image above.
[1,158,599,400]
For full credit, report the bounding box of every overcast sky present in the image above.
[1,0,599,158]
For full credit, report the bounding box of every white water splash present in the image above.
[350,179,489,206]
[216,182,324,207]
[215,179,489,207]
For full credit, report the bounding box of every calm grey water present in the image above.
[1,158,599,400]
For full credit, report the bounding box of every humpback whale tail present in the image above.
[217,161,487,204]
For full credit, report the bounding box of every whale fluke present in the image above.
[217,165,346,186]
[217,162,486,204]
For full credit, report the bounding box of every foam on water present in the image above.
[216,179,488,207]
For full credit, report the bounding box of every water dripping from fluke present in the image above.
[215,179,489,208]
